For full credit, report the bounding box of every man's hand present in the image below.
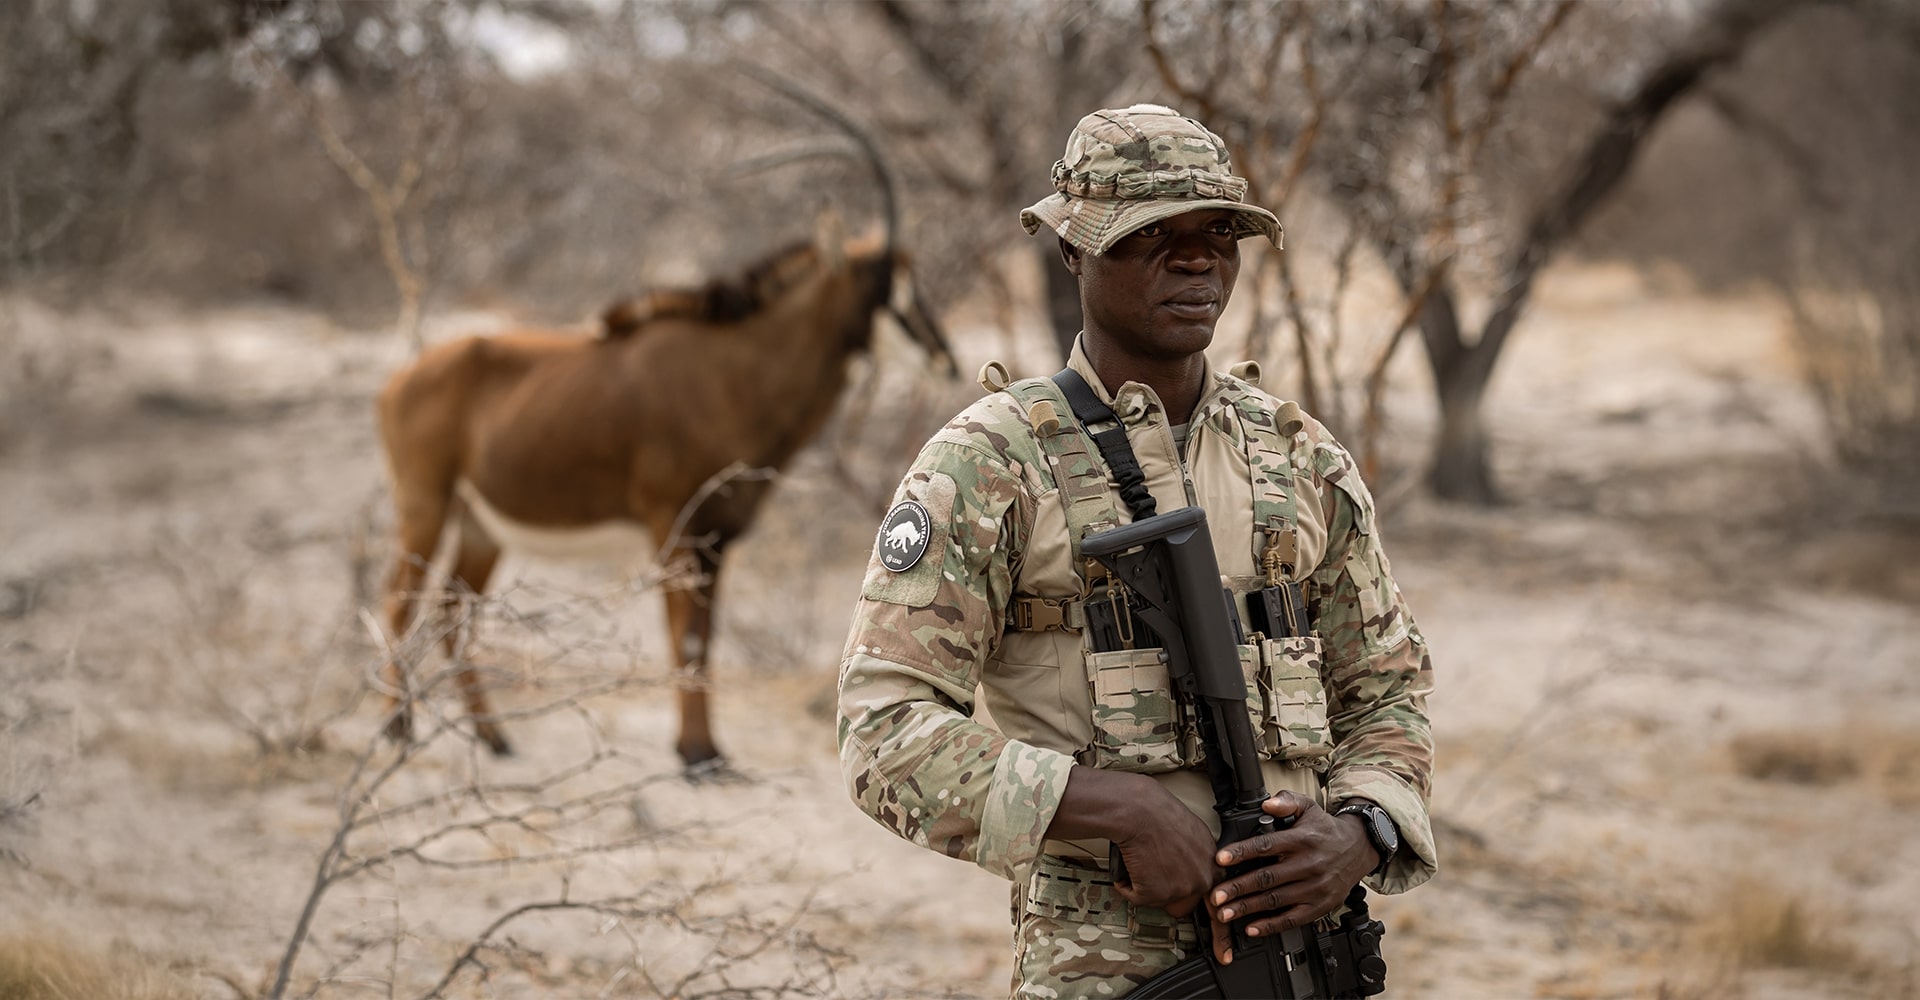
[1045,766,1219,917]
[1204,791,1378,964]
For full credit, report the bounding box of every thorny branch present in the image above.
[263,468,863,998]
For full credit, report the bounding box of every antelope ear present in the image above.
[814,207,847,267]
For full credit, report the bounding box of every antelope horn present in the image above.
[721,142,860,180]
[735,64,898,262]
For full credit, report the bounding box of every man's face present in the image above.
[1066,208,1242,362]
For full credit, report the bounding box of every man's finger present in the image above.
[1262,789,1310,818]
[1210,861,1284,910]
[1214,833,1287,868]
[1243,906,1311,939]
[1211,910,1233,965]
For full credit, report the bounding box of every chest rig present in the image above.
[988,361,1310,638]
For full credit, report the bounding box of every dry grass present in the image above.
[1714,879,1858,971]
[1729,731,1861,784]
[91,722,345,800]
[149,540,367,763]
[1728,723,1920,805]
[1636,876,1901,998]
[0,933,195,1000]
[0,646,73,834]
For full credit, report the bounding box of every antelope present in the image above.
[373,88,955,767]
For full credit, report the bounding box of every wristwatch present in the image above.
[1335,800,1400,879]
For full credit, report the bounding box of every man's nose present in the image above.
[1167,234,1219,271]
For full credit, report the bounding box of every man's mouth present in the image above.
[1163,291,1219,318]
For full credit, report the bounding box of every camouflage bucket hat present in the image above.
[1020,104,1283,256]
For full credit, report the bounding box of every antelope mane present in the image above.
[599,238,828,338]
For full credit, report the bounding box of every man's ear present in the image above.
[1058,236,1083,277]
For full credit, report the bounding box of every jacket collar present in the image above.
[1065,333,1234,424]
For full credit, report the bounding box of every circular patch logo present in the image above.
[878,500,932,573]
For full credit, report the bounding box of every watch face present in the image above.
[1368,809,1399,853]
[1343,803,1398,866]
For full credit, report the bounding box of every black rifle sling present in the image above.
[1050,368,1166,899]
[1052,368,1158,523]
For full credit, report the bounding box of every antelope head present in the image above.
[883,255,955,378]
[747,66,958,380]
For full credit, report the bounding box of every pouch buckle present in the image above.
[1009,597,1084,633]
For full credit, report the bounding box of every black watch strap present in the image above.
[1336,800,1399,878]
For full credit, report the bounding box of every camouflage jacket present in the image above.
[837,341,1436,894]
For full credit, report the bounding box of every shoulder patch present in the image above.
[878,500,932,572]
[861,470,958,607]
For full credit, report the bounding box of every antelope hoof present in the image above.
[383,710,414,744]
[679,742,740,784]
[477,725,514,758]
[677,739,722,767]
[682,756,747,785]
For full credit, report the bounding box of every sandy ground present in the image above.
[2,262,1917,999]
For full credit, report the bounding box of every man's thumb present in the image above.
[1262,789,1309,818]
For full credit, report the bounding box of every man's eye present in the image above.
[1209,222,1235,236]
[1134,223,1166,238]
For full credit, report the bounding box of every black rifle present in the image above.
[1082,506,1386,999]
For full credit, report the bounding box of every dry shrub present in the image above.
[1713,879,1860,973]
[1789,279,1920,514]
[1641,877,1888,998]
[150,536,364,764]
[1844,722,1920,809]
[1776,21,1920,520]
[1880,745,1920,809]
[91,722,343,801]
[1728,723,1920,805]
[1728,730,1861,785]
[0,643,74,835]
[0,933,194,1000]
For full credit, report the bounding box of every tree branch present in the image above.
[1474,0,1815,388]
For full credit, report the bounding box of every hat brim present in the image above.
[1020,193,1283,256]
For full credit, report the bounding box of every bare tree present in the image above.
[1606,0,1920,517]
[10,0,1907,506]
[1140,0,1832,502]
[0,0,247,281]
[1404,0,1822,502]
[235,5,476,351]
[867,0,1143,365]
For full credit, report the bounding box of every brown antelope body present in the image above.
[375,92,953,765]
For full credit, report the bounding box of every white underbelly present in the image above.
[456,479,654,562]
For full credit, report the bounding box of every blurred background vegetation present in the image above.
[3,6,1917,995]
[1,0,1914,510]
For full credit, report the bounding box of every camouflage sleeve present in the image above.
[1308,440,1438,894]
[837,436,1076,884]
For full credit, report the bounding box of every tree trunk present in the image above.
[1417,0,1813,504]
[1411,285,1500,503]
[1429,360,1499,504]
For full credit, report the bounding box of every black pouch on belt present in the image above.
[1245,579,1311,639]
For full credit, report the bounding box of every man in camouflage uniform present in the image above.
[838,105,1436,997]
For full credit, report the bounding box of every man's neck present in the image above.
[1082,341,1209,425]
